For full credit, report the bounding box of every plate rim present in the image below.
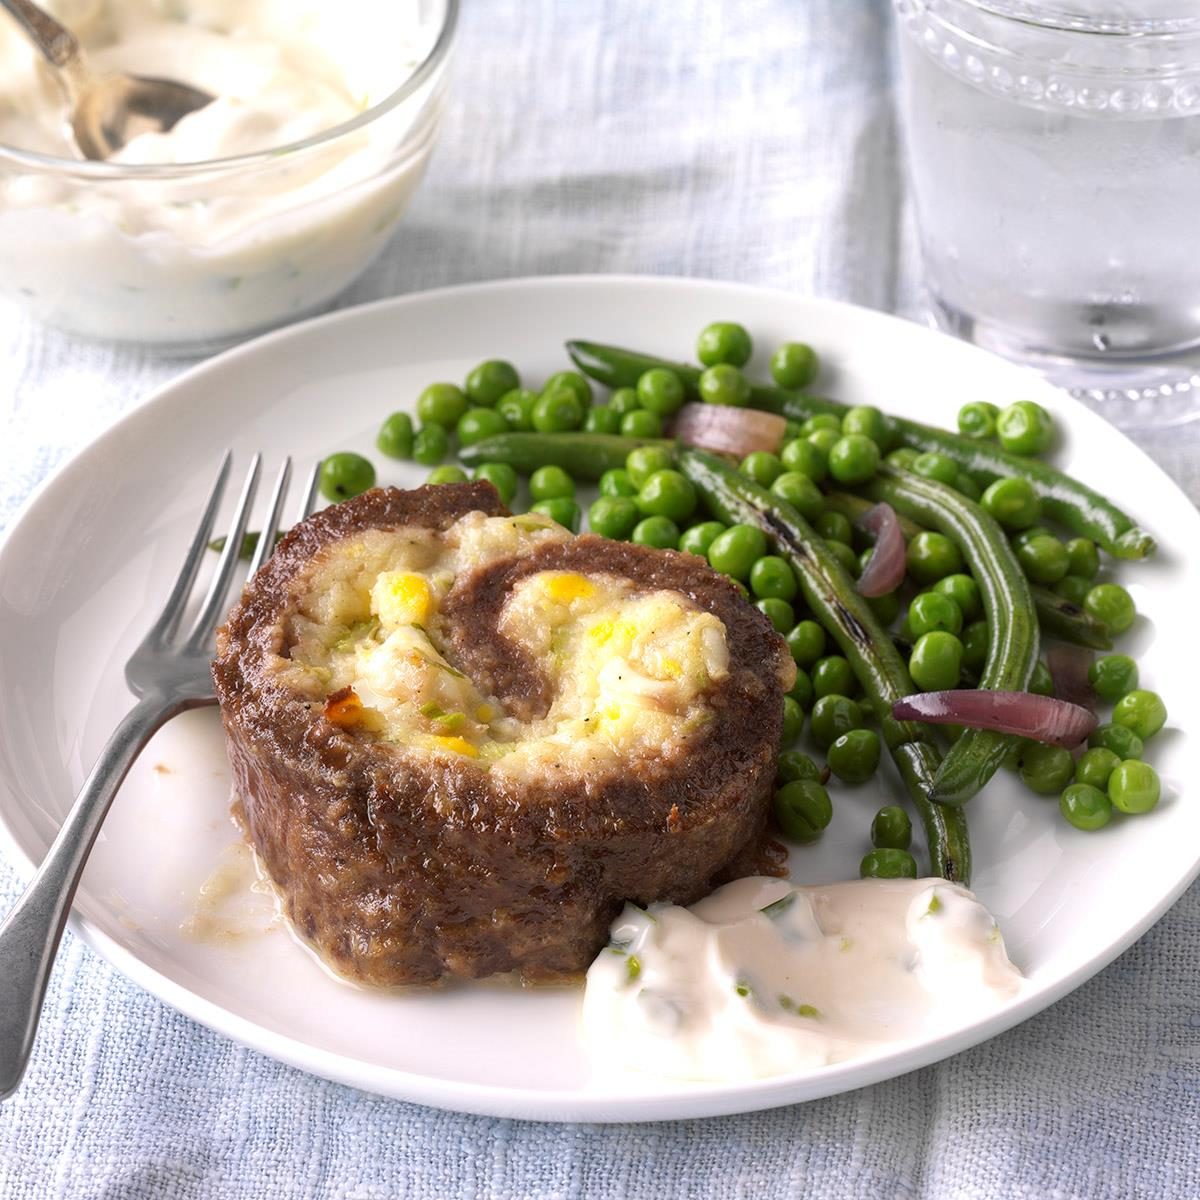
[2,273,1198,1121]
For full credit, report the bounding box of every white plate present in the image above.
[1,277,1196,1122]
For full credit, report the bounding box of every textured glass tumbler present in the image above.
[893,0,1200,427]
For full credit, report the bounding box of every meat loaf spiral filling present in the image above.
[212,483,794,986]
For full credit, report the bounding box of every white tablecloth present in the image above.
[2,2,1198,1196]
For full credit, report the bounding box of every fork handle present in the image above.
[0,693,183,1100]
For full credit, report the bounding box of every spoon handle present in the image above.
[0,0,81,70]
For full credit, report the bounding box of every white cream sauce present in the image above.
[582,876,1024,1082]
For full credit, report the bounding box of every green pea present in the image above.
[542,370,593,407]
[427,465,468,485]
[376,411,414,459]
[773,779,831,843]
[465,359,520,407]
[828,728,881,784]
[1012,525,1055,550]
[631,515,679,549]
[757,598,796,634]
[496,387,538,431]
[635,470,695,522]
[812,655,855,699]
[600,467,638,497]
[825,539,861,578]
[1108,760,1160,815]
[740,451,784,488]
[620,409,664,438]
[770,342,819,389]
[416,382,469,428]
[814,510,853,546]
[626,445,675,487]
[777,750,821,783]
[1017,535,1070,585]
[841,405,890,448]
[1087,654,1138,703]
[532,391,585,433]
[529,465,575,501]
[787,620,826,667]
[886,447,920,470]
[770,472,825,520]
[678,520,726,558]
[1074,747,1120,791]
[981,477,1041,530]
[471,462,518,506]
[788,667,815,711]
[911,451,959,486]
[1065,538,1100,580]
[908,592,963,637]
[907,531,964,584]
[783,420,805,441]
[781,695,805,743]
[750,555,798,601]
[932,574,981,621]
[412,423,449,466]
[1018,742,1075,795]
[1112,689,1167,740]
[957,401,999,440]
[810,694,864,749]
[1029,659,1054,696]
[636,367,686,417]
[953,472,982,501]
[860,848,918,879]
[457,406,509,447]
[584,406,622,434]
[996,400,1055,456]
[828,434,881,485]
[871,805,912,850]
[697,322,753,368]
[909,631,964,691]
[609,386,641,415]
[698,363,751,407]
[780,437,828,482]
[1088,722,1144,760]
[530,497,581,532]
[869,590,902,626]
[1053,575,1092,606]
[1084,583,1136,634]
[1060,783,1113,831]
[807,427,841,456]
[319,452,376,501]
[707,523,768,580]
[588,495,640,540]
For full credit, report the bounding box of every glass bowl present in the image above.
[0,0,457,353]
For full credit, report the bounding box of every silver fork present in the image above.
[0,453,321,1100]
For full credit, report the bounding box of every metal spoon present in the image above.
[1,0,214,161]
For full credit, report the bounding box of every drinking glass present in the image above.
[893,0,1200,427]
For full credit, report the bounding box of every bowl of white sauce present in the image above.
[0,0,457,349]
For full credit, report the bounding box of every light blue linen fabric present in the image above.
[1,1,1198,1196]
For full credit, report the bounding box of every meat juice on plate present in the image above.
[894,0,1200,417]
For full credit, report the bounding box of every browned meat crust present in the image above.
[213,484,792,987]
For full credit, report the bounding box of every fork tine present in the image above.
[296,460,322,523]
[246,458,292,577]
[185,454,262,651]
[143,451,232,648]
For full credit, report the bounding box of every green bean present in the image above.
[679,447,971,883]
[1031,586,1114,651]
[457,432,671,480]
[566,340,1154,559]
[861,465,1038,806]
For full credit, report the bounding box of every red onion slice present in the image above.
[855,502,906,598]
[1045,642,1096,713]
[671,403,786,458]
[892,690,1098,748]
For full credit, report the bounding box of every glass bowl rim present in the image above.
[0,0,458,178]
[926,0,1200,37]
